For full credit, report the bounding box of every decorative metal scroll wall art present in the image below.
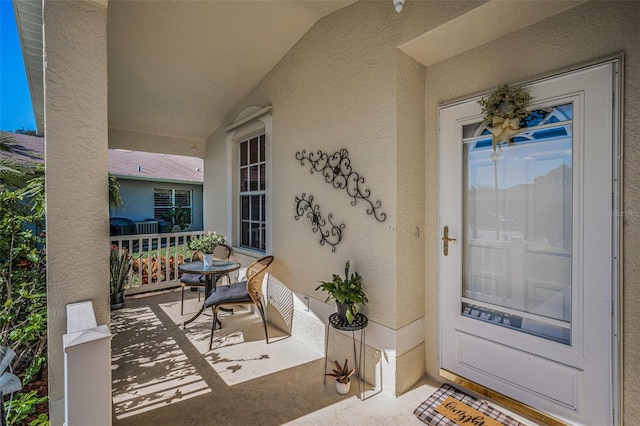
[295,148,387,222]
[294,193,345,252]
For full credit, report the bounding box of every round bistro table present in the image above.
[178,260,241,327]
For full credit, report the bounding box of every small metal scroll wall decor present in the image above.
[295,148,387,222]
[294,193,345,252]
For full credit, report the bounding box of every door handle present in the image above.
[441,226,457,256]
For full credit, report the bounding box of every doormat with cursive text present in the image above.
[414,384,524,426]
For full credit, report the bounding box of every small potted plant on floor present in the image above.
[326,359,355,395]
[189,231,226,267]
[110,245,132,310]
[316,261,368,324]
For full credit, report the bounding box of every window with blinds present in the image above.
[153,188,192,224]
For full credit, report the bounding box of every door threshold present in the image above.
[439,369,568,426]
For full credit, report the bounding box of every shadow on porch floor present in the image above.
[110,289,532,425]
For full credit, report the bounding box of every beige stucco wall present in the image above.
[44,1,109,423]
[203,0,639,410]
[204,1,482,395]
[205,0,483,320]
[38,0,638,422]
[395,50,426,330]
[423,0,640,422]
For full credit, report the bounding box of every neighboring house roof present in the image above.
[0,131,43,165]
[1,132,203,184]
[109,149,203,184]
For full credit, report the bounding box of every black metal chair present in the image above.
[204,255,274,350]
[180,243,232,315]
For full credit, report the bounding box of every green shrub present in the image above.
[5,391,48,425]
[0,188,48,425]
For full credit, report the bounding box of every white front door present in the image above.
[438,62,619,425]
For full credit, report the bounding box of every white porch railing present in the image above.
[110,230,206,295]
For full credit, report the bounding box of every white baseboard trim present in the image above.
[290,290,424,358]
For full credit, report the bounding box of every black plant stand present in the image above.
[323,312,368,400]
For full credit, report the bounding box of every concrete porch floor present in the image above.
[110,289,536,425]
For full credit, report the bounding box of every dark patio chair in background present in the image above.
[204,255,274,350]
[180,243,233,315]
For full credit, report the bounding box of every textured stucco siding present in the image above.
[202,0,640,406]
[44,0,109,423]
[206,0,481,330]
[39,0,640,421]
[395,50,426,330]
[423,1,640,421]
[111,179,204,230]
[204,0,481,395]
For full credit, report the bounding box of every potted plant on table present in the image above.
[326,359,355,395]
[316,261,368,324]
[110,245,132,310]
[189,231,226,267]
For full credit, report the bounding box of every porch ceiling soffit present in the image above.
[109,127,205,158]
[399,0,587,68]
[107,0,355,144]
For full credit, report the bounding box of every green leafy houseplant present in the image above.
[163,204,190,231]
[189,231,226,254]
[316,261,367,323]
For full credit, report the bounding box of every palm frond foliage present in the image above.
[109,174,123,208]
[0,132,29,188]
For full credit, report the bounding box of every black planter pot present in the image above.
[335,301,353,323]
[110,291,126,310]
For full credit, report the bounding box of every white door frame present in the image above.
[437,60,621,425]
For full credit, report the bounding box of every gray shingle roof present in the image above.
[1,132,203,183]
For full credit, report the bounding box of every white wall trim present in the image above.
[224,105,272,132]
[225,108,272,254]
[290,289,424,359]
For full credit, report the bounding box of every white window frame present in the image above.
[153,188,193,225]
[238,134,266,252]
[225,106,272,256]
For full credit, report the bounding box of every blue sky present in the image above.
[0,0,36,133]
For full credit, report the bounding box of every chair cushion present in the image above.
[204,281,252,308]
[180,273,206,284]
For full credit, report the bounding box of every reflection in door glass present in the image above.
[462,104,573,344]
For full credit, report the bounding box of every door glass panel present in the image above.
[462,104,573,345]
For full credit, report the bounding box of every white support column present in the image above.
[44,1,109,424]
[63,302,112,426]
